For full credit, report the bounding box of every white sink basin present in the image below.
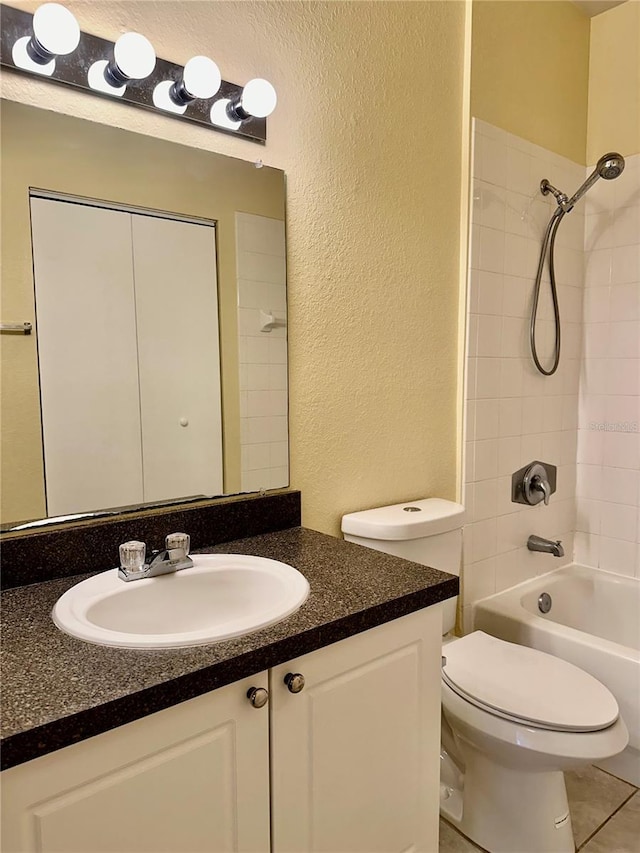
[52,554,310,649]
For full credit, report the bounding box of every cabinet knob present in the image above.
[284,672,305,693]
[247,686,269,708]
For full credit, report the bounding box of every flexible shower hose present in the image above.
[530,206,565,376]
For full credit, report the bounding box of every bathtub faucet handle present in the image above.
[531,473,550,506]
[514,461,557,507]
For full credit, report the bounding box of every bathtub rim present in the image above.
[472,563,640,663]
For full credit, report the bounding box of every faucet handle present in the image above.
[531,474,550,506]
[166,532,190,556]
[512,461,557,507]
[119,540,147,574]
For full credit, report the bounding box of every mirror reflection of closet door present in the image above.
[31,198,143,516]
[30,196,222,517]
[131,215,222,504]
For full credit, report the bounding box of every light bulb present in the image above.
[12,36,54,74]
[167,55,221,108]
[32,3,80,57]
[153,80,187,114]
[182,56,221,100]
[88,60,125,96]
[104,32,156,87]
[241,78,277,118]
[15,2,80,71]
[210,98,241,130]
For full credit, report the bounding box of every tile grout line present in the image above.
[595,765,640,788]
[440,817,488,852]
[576,789,639,851]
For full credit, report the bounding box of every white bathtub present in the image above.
[473,564,640,786]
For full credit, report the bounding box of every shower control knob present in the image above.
[247,687,269,708]
[512,461,557,507]
[284,672,305,693]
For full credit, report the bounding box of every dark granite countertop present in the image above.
[1,526,458,770]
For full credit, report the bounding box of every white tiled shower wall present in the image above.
[576,153,640,575]
[463,120,585,631]
[463,121,640,630]
[236,213,289,492]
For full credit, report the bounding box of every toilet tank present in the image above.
[341,498,465,634]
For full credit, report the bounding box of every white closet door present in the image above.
[30,198,143,515]
[131,215,223,502]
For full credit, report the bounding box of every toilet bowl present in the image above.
[440,631,628,853]
[342,499,628,853]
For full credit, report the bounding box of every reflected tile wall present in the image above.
[576,153,640,577]
[236,213,289,492]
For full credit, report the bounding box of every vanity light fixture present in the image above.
[153,55,221,115]
[88,32,156,96]
[1,3,275,143]
[11,2,80,76]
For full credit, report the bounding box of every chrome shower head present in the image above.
[596,152,625,180]
[562,151,625,213]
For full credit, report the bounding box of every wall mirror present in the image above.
[0,100,289,531]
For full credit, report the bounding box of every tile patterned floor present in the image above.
[440,765,639,853]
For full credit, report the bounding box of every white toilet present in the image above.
[342,498,628,853]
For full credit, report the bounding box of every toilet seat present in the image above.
[442,632,619,732]
[441,678,629,769]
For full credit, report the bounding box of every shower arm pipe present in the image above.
[530,206,564,376]
[540,180,569,208]
[542,172,599,215]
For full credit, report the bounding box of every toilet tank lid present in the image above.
[341,498,465,541]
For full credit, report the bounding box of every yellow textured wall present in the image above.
[587,1,640,162]
[1,1,467,536]
[471,0,590,163]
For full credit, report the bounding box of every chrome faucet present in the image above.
[512,461,557,507]
[530,471,550,506]
[527,535,564,558]
[118,533,193,582]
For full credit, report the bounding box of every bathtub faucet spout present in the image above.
[527,535,564,558]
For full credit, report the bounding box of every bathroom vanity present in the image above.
[1,495,458,853]
[3,610,440,853]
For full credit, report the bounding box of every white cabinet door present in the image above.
[1,674,270,853]
[132,215,223,503]
[270,606,444,853]
[30,198,143,516]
